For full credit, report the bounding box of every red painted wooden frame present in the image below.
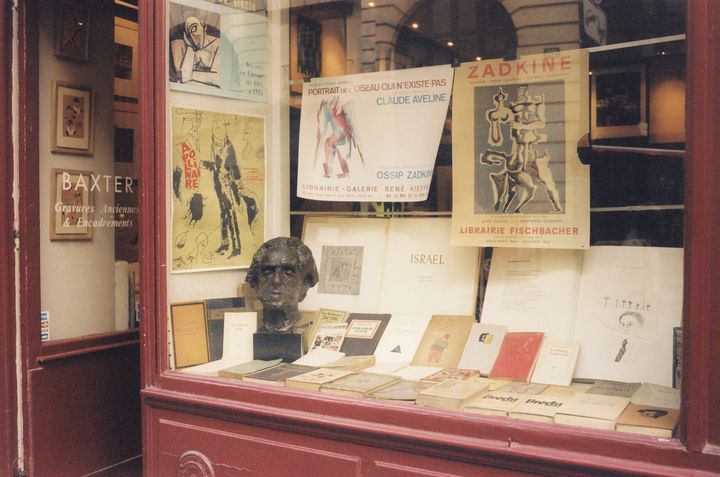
[0,0,17,475]
[15,1,143,474]
[139,1,720,475]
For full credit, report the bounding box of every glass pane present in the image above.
[40,0,140,341]
[168,0,685,439]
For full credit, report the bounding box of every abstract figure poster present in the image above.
[451,51,590,249]
[169,0,267,102]
[171,108,265,272]
[297,65,453,202]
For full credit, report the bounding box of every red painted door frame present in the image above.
[0,0,18,474]
[135,1,720,474]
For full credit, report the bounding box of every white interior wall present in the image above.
[39,0,117,340]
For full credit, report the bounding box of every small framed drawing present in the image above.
[51,82,94,155]
[49,168,93,241]
[54,1,90,62]
[591,64,648,139]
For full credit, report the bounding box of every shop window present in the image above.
[166,0,687,440]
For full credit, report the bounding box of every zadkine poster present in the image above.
[451,51,590,249]
[297,65,453,202]
[171,107,265,272]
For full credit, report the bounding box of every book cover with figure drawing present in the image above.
[411,315,475,368]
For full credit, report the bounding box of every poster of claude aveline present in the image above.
[297,65,453,202]
[451,51,590,249]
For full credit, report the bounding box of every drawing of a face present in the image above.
[639,409,668,419]
[618,311,644,335]
[184,16,205,50]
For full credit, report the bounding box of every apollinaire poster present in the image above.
[297,65,453,202]
[171,107,265,272]
[451,50,590,249]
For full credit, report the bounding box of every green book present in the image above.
[218,359,282,380]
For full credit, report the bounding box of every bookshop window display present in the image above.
[165,0,687,440]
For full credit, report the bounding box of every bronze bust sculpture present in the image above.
[245,237,319,332]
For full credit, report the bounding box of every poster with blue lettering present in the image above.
[451,51,590,249]
[297,65,454,202]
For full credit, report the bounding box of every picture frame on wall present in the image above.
[51,81,94,155]
[591,64,648,139]
[49,168,93,241]
[54,1,90,62]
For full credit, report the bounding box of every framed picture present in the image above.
[54,1,90,62]
[114,17,139,108]
[49,168,93,241]
[591,64,648,139]
[51,82,94,155]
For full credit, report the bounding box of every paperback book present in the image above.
[320,372,401,398]
[411,315,475,368]
[488,332,545,382]
[242,364,318,387]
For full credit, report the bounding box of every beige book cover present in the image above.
[416,376,490,411]
[615,403,679,437]
[322,354,376,372]
[419,368,481,385]
[508,394,573,423]
[391,365,444,382]
[540,383,592,397]
[496,382,548,395]
[554,393,630,430]
[170,301,210,368]
[411,315,475,368]
[367,380,433,403]
[293,309,319,352]
[285,368,354,392]
[530,339,580,386]
[587,380,641,398]
[320,372,400,398]
[630,382,680,410]
[292,348,346,367]
[462,391,526,416]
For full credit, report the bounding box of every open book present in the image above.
[480,246,683,387]
[301,217,481,317]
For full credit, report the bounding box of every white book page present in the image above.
[221,312,258,363]
[457,323,508,374]
[480,248,583,339]
[573,246,683,387]
[301,217,388,312]
[374,314,432,364]
[378,218,480,315]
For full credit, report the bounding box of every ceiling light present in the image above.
[411,22,419,29]
[447,41,454,47]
